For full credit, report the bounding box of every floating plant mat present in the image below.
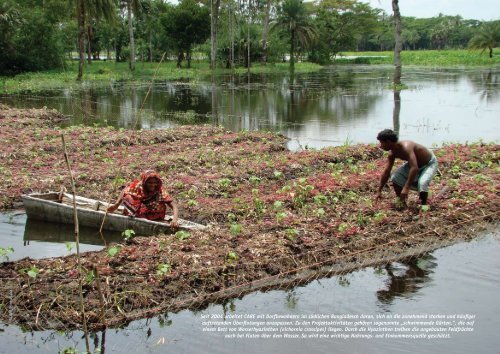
[0,105,498,331]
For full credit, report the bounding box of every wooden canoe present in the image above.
[21,192,205,236]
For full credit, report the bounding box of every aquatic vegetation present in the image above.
[0,105,498,331]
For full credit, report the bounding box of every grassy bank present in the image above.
[337,49,500,66]
[0,60,322,95]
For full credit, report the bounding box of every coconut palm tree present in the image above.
[272,0,316,72]
[469,21,500,58]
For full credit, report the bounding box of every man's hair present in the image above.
[377,129,398,142]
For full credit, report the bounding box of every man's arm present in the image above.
[376,153,395,200]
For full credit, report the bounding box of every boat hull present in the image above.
[22,192,204,236]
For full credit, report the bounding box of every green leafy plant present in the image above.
[0,246,14,261]
[122,229,136,241]
[157,263,172,276]
[226,251,238,262]
[276,212,288,223]
[338,223,349,232]
[21,266,40,279]
[373,211,387,223]
[249,175,261,185]
[175,230,191,241]
[65,242,74,254]
[273,200,284,210]
[218,178,231,189]
[285,228,299,241]
[230,223,243,236]
[107,246,121,257]
[85,270,96,284]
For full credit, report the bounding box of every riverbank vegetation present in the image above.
[0,105,498,330]
[1,0,498,77]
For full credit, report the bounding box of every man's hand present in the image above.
[400,186,410,203]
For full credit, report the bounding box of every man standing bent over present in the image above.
[375,129,438,206]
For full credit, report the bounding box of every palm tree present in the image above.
[392,0,402,85]
[120,0,140,71]
[272,0,316,72]
[76,0,116,80]
[469,21,500,58]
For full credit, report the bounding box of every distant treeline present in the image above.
[1,0,498,75]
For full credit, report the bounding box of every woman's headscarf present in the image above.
[122,170,173,220]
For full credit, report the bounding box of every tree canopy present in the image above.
[0,0,497,76]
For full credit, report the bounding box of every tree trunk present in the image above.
[246,0,251,73]
[392,0,402,85]
[210,0,221,69]
[187,49,192,68]
[393,90,401,134]
[229,2,234,69]
[262,0,271,64]
[177,52,183,68]
[77,0,85,81]
[127,0,135,71]
[489,47,493,58]
[87,25,92,64]
[290,30,295,73]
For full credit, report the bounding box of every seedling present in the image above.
[175,230,191,241]
[157,263,172,276]
[122,229,136,241]
[107,246,121,257]
[0,246,14,261]
[230,223,242,236]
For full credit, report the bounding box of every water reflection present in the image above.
[1,235,499,354]
[376,255,437,305]
[23,218,122,246]
[1,66,499,147]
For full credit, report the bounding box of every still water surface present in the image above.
[0,65,499,353]
[1,65,498,148]
[0,231,498,354]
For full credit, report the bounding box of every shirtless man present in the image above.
[375,129,438,206]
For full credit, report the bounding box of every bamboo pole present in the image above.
[61,133,91,353]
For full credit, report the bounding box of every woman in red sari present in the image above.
[107,170,178,227]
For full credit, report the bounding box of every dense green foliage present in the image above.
[0,0,498,76]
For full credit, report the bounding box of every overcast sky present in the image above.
[363,0,500,21]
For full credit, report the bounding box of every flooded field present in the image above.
[1,66,499,148]
[0,65,499,353]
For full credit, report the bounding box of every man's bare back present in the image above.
[389,141,433,168]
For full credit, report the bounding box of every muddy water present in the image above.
[0,233,498,353]
[1,66,499,149]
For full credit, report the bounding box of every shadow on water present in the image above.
[0,212,121,261]
[23,218,123,246]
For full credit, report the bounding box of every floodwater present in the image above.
[1,65,499,353]
[0,232,499,354]
[1,65,499,149]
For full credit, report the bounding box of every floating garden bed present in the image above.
[0,104,498,331]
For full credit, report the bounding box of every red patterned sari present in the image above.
[121,171,173,221]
